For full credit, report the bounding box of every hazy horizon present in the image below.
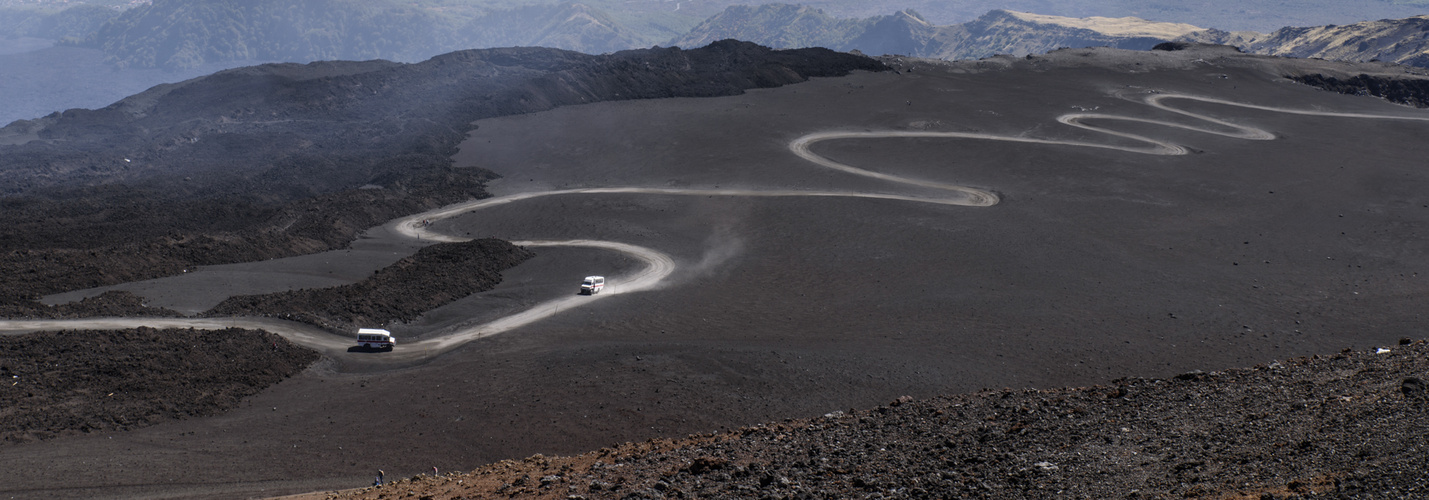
[3,0,1427,125]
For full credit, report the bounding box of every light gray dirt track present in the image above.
[4,92,1428,367]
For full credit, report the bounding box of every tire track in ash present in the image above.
[5,92,1428,363]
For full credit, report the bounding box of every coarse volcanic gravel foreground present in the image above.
[301,340,1429,499]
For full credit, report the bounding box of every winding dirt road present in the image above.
[4,91,1427,365]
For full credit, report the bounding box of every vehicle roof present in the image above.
[583,276,604,280]
[357,328,391,335]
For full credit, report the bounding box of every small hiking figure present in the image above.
[374,469,384,486]
[432,466,439,476]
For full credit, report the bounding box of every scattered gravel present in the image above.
[322,339,1429,499]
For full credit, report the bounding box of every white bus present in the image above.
[580,276,605,295]
[356,328,396,350]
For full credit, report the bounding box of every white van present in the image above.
[580,276,605,295]
[356,328,396,350]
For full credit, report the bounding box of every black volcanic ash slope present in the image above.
[0,41,886,308]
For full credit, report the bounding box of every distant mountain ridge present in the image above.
[1181,15,1429,68]
[672,6,1200,60]
[668,4,860,53]
[74,0,650,69]
[469,3,645,55]
[17,0,1429,71]
[939,9,1199,59]
[8,0,1429,127]
[674,4,1429,69]
[0,3,117,39]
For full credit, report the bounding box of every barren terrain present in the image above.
[0,327,316,445]
[307,339,1429,499]
[3,44,1429,498]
